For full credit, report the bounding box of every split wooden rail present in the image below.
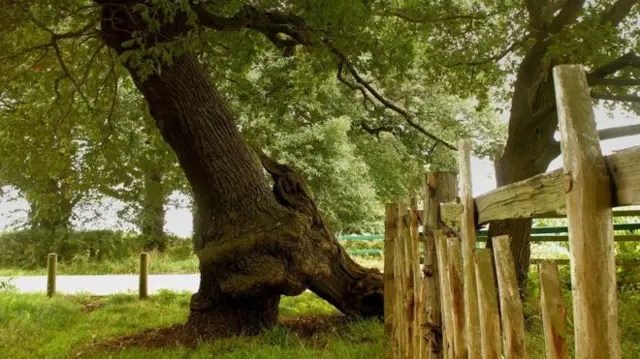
[384,65,639,359]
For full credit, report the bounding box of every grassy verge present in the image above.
[1,285,639,358]
[0,290,386,359]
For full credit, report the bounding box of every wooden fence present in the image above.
[385,65,640,359]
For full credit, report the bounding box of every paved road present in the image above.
[0,274,200,295]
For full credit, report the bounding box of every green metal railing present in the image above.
[342,223,640,256]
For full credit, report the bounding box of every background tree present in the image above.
[0,0,506,335]
[383,0,640,294]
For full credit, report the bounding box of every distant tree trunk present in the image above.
[99,3,382,336]
[26,178,74,234]
[140,168,167,252]
[487,49,560,297]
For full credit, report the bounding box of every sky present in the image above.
[0,105,638,238]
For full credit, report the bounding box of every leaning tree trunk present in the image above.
[98,3,382,336]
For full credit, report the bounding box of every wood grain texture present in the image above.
[554,65,620,359]
[447,237,467,359]
[493,235,528,359]
[538,262,569,359]
[384,203,398,335]
[436,231,455,359]
[474,249,501,359]
[474,146,640,224]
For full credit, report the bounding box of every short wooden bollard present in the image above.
[139,252,149,299]
[47,253,57,297]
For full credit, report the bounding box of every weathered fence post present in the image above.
[538,261,569,359]
[394,199,410,359]
[447,237,466,359]
[422,172,457,359]
[47,253,57,297]
[493,235,527,359]
[436,231,455,359]
[553,64,620,359]
[458,139,481,359]
[384,203,397,336]
[474,249,501,359]
[139,252,149,299]
[410,197,421,358]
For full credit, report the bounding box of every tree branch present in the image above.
[448,40,524,67]
[546,0,586,34]
[588,51,640,79]
[380,8,507,23]
[359,122,396,139]
[600,0,639,26]
[192,3,311,48]
[598,123,640,140]
[332,48,456,150]
[590,91,640,102]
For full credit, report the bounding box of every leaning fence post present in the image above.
[538,261,569,359]
[474,249,501,359]
[384,203,398,336]
[554,64,620,359]
[493,235,527,359]
[139,252,149,299]
[47,253,57,297]
[458,139,481,359]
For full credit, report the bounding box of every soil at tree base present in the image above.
[73,314,351,356]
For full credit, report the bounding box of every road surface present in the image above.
[0,274,200,295]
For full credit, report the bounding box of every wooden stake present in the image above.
[436,231,455,359]
[139,252,149,299]
[447,237,466,359]
[410,197,421,358]
[458,139,481,359]
[554,64,619,359]
[384,203,398,336]
[474,249,501,359]
[424,172,457,359]
[538,262,569,359]
[47,253,57,297]
[493,235,527,359]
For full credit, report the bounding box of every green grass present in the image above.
[0,290,387,359]
[1,286,639,358]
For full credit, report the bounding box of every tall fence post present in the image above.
[423,172,457,359]
[394,199,410,359]
[139,252,149,300]
[384,203,398,336]
[553,64,620,359]
[446,237,466,359]
[458,139,481,359]
[493,235,527,359]
[47,253,57,297]
[538,261,569,359]
[474,249,501,359]
[408,197,421,358]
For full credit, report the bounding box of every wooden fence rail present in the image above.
[385,64,637,359]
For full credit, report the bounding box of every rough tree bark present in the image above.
[97,2,383,335]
